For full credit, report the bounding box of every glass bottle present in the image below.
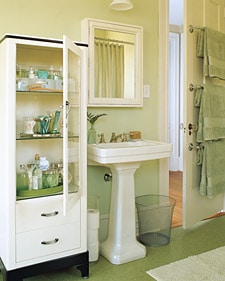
[32,154,42,189]
[48,65,54,79]
[16,164,29,190]
[26,163,35,190]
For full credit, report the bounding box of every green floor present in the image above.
[2,215,225,281]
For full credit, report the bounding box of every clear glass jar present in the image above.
[50,162,63,185]
[16,164,29,190]
[42,169,59,188]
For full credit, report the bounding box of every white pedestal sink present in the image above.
[87,140,172,264]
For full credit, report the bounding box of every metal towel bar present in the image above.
[188,143,200,151]
[188,83,204,92]
[189,25,204,33]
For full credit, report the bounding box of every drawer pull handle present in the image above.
[41,238,59,245]
[41,211,59,217]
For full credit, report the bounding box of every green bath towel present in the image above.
[200,140,225,198]
[197,84,225,142]
[197,27,225,80]
[194,87,203,107]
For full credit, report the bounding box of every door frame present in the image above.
[169,32,183,171]
[158,0,170,196]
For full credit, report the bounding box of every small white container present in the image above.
[40,157,49,171]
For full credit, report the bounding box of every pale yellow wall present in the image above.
[0,0,160,215]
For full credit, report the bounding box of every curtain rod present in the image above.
[94,36,134,45]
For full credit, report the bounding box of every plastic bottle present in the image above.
[29,66,35,79]
[16,164,29,190]
[40,156,49,171]
[32,154,42,189]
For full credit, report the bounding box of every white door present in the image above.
[183,0,225,228]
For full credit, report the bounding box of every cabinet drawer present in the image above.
[16,222,80,262]
[16,196,80,233]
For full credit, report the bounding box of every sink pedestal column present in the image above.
[100,162,146,264]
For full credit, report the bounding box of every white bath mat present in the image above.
[147,246,225,281]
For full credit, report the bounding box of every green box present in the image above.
[37,70,48,79]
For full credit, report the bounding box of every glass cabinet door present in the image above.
[63,36,84,215]
[14,35,86,214]
[15,39,64,201]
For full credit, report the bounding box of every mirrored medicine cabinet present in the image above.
[81,18,143,107]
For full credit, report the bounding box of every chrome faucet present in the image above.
[109,132,116,143]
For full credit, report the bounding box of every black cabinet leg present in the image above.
[77,263,89,279]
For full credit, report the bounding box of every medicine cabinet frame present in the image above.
[81,18,143,107]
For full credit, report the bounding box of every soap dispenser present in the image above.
[29,66,35,79]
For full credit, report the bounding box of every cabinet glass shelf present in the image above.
[17,133,62,140]
[16,134,79,140]
[17,90,63,94]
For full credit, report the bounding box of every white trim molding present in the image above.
[158,0,170,196]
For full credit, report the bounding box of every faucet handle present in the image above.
[121,132,129,142]
[98,133,106,143]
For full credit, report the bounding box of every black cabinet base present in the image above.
[0,251,89,281]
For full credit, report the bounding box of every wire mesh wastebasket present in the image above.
[135,195,176,247]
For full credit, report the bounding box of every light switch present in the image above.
[143,84,150,98]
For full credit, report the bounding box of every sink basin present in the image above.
[87,139,172,265]
[88,140,172,164]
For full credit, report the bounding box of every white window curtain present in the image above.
[95,41,124,98]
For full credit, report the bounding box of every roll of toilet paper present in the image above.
[87,209,100,229]
[88,242,99,262]
[88,229,98,245]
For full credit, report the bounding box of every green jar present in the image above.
[42,169,59,188]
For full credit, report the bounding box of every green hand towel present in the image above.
[197,27,225,80]
[197,84,225,142]
[200,140,225,198]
